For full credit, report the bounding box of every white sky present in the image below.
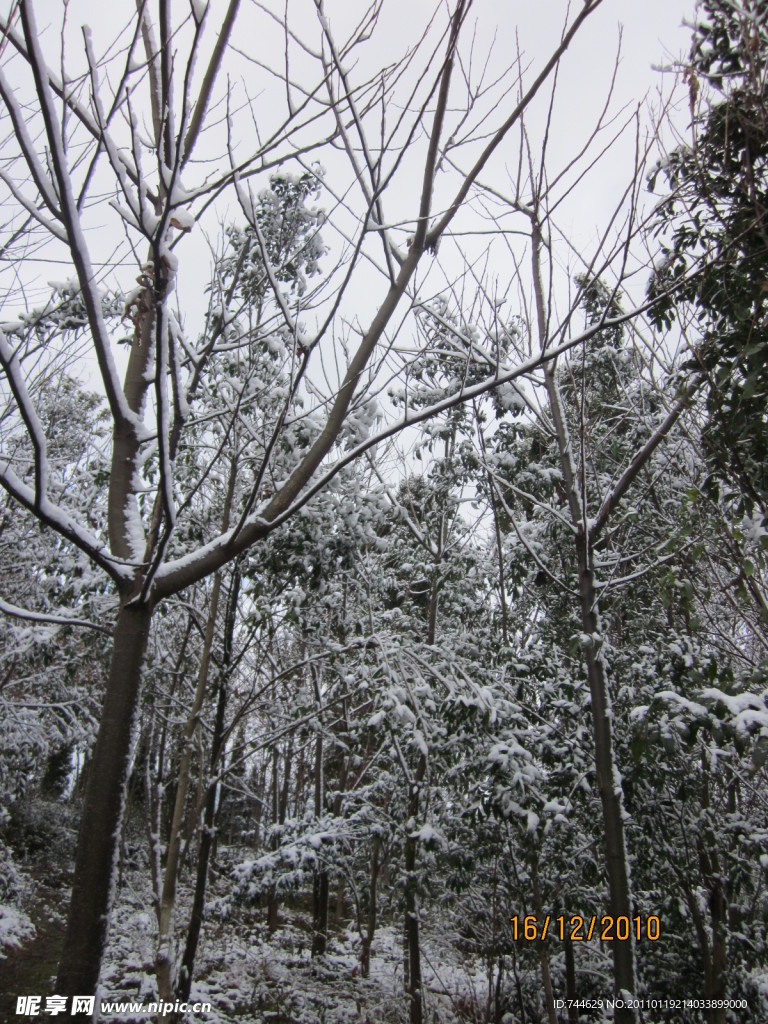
[0,0,697,384]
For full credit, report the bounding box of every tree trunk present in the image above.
[267,748,280,933]
[56,601,153,1011]
[565,937,578,1024]
[493,955,505,1024]
[698,762,728,1024]
[331,755,350,927]
[333,876,345,926]
[311,730,329,957]
[155,569,224,1006]
[404,756,426,1024]
[510,943,527,1024]
[531,860,558,1024]
[312,871,330,958]
[705,881,728,1024]
[175,671,229,1006]
[175,563,241,1008]
[252,764,265,851]
[539,329,636,1019]
[361,835,381,978]
[576,548,636,1018]
[404,853,422,1024]
[279,735,293,824]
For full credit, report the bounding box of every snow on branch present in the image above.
[0,460,131,583]
[0,598,113,636]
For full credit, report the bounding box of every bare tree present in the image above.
[0,0,686,1013]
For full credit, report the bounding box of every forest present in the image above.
[0,1,767,1022]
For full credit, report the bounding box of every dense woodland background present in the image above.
[0,1,767,1022]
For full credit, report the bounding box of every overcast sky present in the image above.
[0,0,698,349]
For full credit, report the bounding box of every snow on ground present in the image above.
[98,845,495,1024]
[0,904,35,959]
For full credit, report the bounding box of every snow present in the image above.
[108,200,142,234]
[160,243,179,273]
[0,598,111,634]
[3,8,768,1021]
[415,824,441,844]
[656,690,708,718]
[700,687,765,716]
[0,459,132,581]
[123,499,147,562]
[733,709,768,733]
[170,208,196,231]
[0,905,35,957]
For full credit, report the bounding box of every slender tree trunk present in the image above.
[361,834,381,978]
[268,738,294,931]
[510,943,527,1024]
[402,915,410,994]
[531,860,558,1024]
[294,750,306,819]
[404,755,427,1024]
[312,872,330,958]
[252,765,265,850]
[155,456,237,1009]
[267,749,280,933]
[404,828,422,1024]
[155,571,224,1006]
[279,735,293,824]
[575,546,635,1012]
[331,755,350,926]
[565,937,578,1024]
[333,877,345,927]
[705,883,728,1024]
[175,563,241,1008]
[401,565,439,1024]
[475,406,508,645]
[311,729,329,957]
[56,600,153,1011]
[493,955,505,1024]
[685,876,728,1024]
[532,204,636,1016]
[699,762,728,1024]
[175,672,229,1006]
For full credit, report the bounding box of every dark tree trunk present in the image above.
[404,848,422,1024]
[176,564,241,1007]
[279,736,293,824]
[511,943,527,1024]
[493,955,504,1024]
[404,755,426,1024]
[331,755,349,927]
[266,749,281,933]
[333,876,345,926]
[252,765,265,850]
[565,937,578,1024]
[56,601,153,1012]
[311,731,328,957]
[698,763,728,1024]
[175,673,229,1006]
[531,860,558,1024]
[705,881,728,1024]
[360,835,381,978]
[312,871,330,957]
